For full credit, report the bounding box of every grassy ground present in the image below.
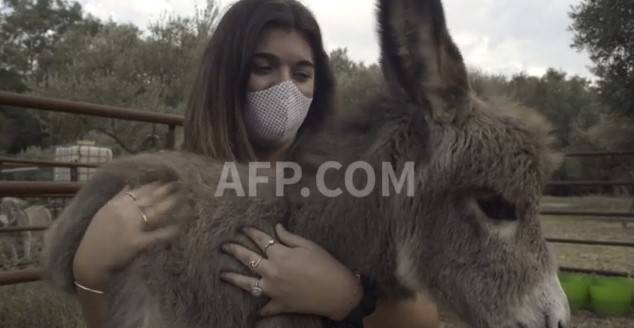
[0,282,85,328]
[1,195,632,327]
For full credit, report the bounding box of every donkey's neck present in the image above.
[286,186,401,296]
[283,100,427,297]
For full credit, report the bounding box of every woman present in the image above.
[71,0,440,327]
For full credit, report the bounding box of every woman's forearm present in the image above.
[363,296,440,328]
[76,289,107,328]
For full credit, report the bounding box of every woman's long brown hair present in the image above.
[182,0,336,162]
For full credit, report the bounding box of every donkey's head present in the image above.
[0,197,26,227]
[377,0,569,327]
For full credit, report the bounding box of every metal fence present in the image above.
[1,90,633,286]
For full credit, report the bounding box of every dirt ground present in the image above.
[541,195,634,275]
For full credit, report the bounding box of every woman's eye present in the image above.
[252,64,272,74]
[294,71,313,81]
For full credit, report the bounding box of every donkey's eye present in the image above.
[476,193,517,221]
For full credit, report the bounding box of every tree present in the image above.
[0,0,99,86]
[0,0,100,154]
[502,69,605,148]
[330,48,383,110]
[569,0,634,116]
[28,0,220,154]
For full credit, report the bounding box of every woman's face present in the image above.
[247,27,315,98]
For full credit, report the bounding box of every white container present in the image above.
[53,141,113,182]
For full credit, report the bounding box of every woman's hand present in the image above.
[220,224,363,321]
[72,182,189,291]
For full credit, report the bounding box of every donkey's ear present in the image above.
[378,0,469,122]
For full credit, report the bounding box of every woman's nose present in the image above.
[276,66,292,84]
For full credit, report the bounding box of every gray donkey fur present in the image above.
[1,198,53,264]
[43,0,571,327]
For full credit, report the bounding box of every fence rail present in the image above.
[0,157,99,168]
[547,238,634,248]
[0,269,43,286]
[0,181,81,197]
[0,226,49,233]
[540,210,634,219]
[564,151,634,157]
[0,91,182,149]
[559,267,630,278]
[547,180,634,187]
[0,91,183,125]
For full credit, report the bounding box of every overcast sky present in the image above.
[77,0,595,80]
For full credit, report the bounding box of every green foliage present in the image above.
[31,1,219,154]
[0,107,49,154]
[469,68,606,149]
[16,144,55,159]
[0,0,98,86]
[509,69,605,147]
[0,0,98,153]
[0,0,220,155]
[466,68,632,194]
[330,48,383,110]
[570,0,634,117]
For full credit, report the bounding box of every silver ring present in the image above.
[125,191,148,224]
[125,191,138,201]
[263,239,276,253]
[249,257,263,271]
[251,279,263,297]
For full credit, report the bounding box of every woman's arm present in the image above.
[221,224,441,328]
[75,290,107,328]
[69,182,187,327]
[363,295,440,328]
[220,224,364,320]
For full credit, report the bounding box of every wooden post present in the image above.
[166,124,176,150]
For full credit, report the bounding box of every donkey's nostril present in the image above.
[558,321,566,328]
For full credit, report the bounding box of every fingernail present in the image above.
[221,244,230,252]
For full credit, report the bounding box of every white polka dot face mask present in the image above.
[244,80,313,147]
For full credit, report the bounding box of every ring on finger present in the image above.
[137,207,150,225]
[249,257,263,271]
[250,279,263,297]
[124,191,149,224]
[125,191,138,201]
[263,239,276,253]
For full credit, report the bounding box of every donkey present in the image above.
[43,0,570,327]
[1,197,53,265]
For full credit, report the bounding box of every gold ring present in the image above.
[138,207,149,224]
[249,257,263,270]
[125,192,149,224]
[263,239,276,253]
